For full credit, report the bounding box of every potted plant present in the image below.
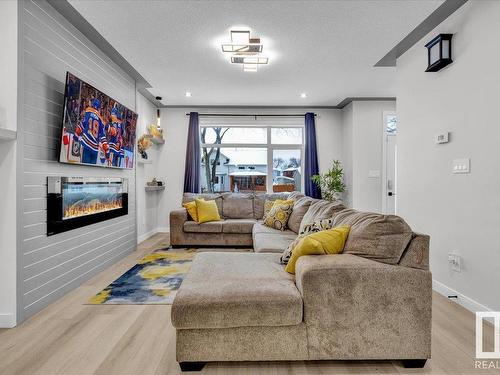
[311,160,346,202]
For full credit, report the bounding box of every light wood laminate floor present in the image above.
[0,233,496,375]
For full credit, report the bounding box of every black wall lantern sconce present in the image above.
[425,33,453,72]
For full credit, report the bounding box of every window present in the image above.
[273,149,301,192]
[271,128,302,144]
[201,127,267,144]
[386,114,397,134]
[200,124,303,193]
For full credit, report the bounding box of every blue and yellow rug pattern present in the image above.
[88,248,196,305]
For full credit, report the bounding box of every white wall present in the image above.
[341,100,396,212]
[0,0,18,328]
[135,93,160,242]
[156,107,343,230]
[396,0,500,311]
[341,103,354,208]
[17,0,137,322]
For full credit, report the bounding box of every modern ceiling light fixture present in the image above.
[185,91,192,98]
[221,29,269,72]
[221,30,263,53]
[300,93,307,99]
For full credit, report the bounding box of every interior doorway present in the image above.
[382,111,397,214]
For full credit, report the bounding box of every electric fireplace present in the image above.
[47,176,128,236]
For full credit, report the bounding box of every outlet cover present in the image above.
[448,253,461,272]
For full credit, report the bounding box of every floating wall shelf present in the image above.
[144,134,165,145]
[151,137,165,145]
[137,158,153,165]
[145,185,165,192]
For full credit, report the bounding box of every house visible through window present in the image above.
[200,125,303,193]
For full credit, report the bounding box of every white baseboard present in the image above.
[137,228,158,243]
[137,227,170,243]
[0,313,16,328]
[433,279,492,313]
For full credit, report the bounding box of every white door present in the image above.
[382,112,397,214]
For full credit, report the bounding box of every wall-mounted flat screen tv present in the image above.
[59,72,138,169]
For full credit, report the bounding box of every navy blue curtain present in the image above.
[304,112,321,198]
[183,112,200,193]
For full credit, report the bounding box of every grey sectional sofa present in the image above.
[169,192,432,371]
[170,192,344,250]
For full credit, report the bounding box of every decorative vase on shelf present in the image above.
[138,134,152,160]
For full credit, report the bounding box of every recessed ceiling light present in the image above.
[185,92,192,98]
[300,93,307,98]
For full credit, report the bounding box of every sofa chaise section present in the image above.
[295,254,432,361]
[172,250,431,370]
[171,252,308,365]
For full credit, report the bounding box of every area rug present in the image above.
[88,248,196,305]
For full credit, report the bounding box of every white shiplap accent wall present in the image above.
[19,0,137,321]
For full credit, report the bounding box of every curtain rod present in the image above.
[185,113,316,117]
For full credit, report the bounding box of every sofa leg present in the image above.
[179,362,206,372]
[402,359,427,368]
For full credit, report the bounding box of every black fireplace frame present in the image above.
[47,176,128,236]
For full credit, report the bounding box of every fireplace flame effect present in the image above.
[63,199,122,220]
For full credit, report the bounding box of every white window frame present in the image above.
[199,121,304,193]
[382,111,397,214]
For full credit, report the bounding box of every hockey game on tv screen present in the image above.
[59,72,138,169]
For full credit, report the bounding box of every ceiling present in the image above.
[69,0,443,107]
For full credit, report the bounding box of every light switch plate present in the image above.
[448,253,461,272]
[452,158,470,174]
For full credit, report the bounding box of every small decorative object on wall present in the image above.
[137,134,152,160]
[425,33,453,72]
[146,178,164,187]
[311,160,346,202]
[145,178,165,192]
[148,123,163,139]
[146,110,165,144]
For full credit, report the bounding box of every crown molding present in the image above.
[161,97,396,110]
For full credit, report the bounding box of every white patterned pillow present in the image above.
[280,234,305,264]
[300,217,335,235]
[280,217,335,264]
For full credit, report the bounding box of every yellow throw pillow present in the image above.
[285,225,350,274]
[196,198,221,223]
[263,199,294,231]
[182,201,199,222]
[263,199,286,219]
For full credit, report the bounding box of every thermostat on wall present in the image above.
[435,132,449,144]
